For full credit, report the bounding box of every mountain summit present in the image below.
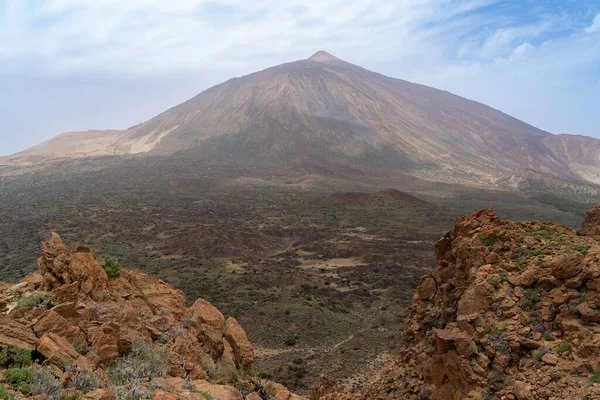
[308,50,341,62]
[4,52,600,185]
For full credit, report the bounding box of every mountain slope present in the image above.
[543,134,600,184]
[3,51,598,185]
[0,130,124,166]
[111,51,576,181]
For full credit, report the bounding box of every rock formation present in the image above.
[318,207,600,399]
[0,233,302,400]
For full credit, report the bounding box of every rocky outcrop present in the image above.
[0,233,302,400]
[580,204,600,236]
[319,207,600,399]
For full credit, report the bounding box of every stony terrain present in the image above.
[1,155,597,394]
[315,205,600,399]
[0,233,301,400]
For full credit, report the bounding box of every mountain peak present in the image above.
[308,50,340,62]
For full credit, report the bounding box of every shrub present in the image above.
[4,368,32,393]
[534,347,550,361]
[591,374,600,384]
[107,342,169,384]
[14,292,53,311]
[490,372,506,391]
[198,391,215,400]
[68,369,100,393]
[30,366,62,399]
[556,343,571,354]
[483,232,507,246]
[519,289,541,311]
[0,385,14,400]
[486,278,500,290]
[0,347,32,368]
[101,256,121,280]
[574,245,590,255]
[284,337,297,346]
[109,383,154,400]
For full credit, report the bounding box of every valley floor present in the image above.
[0,158,592,393]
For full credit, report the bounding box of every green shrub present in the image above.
[101,256,121,280]
[483,232,508,246]
[4,368,32,393]
[0,347,32,368]
[14,292,52,311]
[486,278,500,290]
[556,342,571,354]
[519,289,541,311]
[0,384,14,400]
[591,373,600,384]
[574,245,590,255]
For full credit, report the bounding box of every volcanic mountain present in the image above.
[3,51,600,185]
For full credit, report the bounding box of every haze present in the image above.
[1,0,599,156]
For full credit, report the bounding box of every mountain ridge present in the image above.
[2,51,599,187]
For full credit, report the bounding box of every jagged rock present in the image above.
[319,207,600,400]
[580,204,600,236]
[187,298,226,357]
[0,314,37,350]
[224,317,254,368]
[0,233,302,400]
[38,233,109,301]
[37,332,81,369]
[310,377,338,400]
[32,309,87,347]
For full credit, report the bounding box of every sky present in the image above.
[1,0,599,156]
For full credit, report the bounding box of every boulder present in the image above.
[580,204,600,236]
[37,332,81,369]
[120,271,186,318]
[33,309,87,347]
[223,317,254,368]
[37,233,108,301]
[192,380,244,400]
[550,254,583,281]
[0,314,37,351]
[152,390,178,400]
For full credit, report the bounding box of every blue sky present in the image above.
[1,0,599,156]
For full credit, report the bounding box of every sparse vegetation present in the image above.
[556,343,571,354]
[0,347,32,368]
[30,366,62,399]
[14,292,53,311]
[4,368,33,393]
[107,342,169,385]
[98,256,121,280]
[519,289,541,311]
[486,277,500,290]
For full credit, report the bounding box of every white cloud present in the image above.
[513,42,534,57]
[0,0,502,74]
[587,13,600,33]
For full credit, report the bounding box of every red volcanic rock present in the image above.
[0,233,301,400]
